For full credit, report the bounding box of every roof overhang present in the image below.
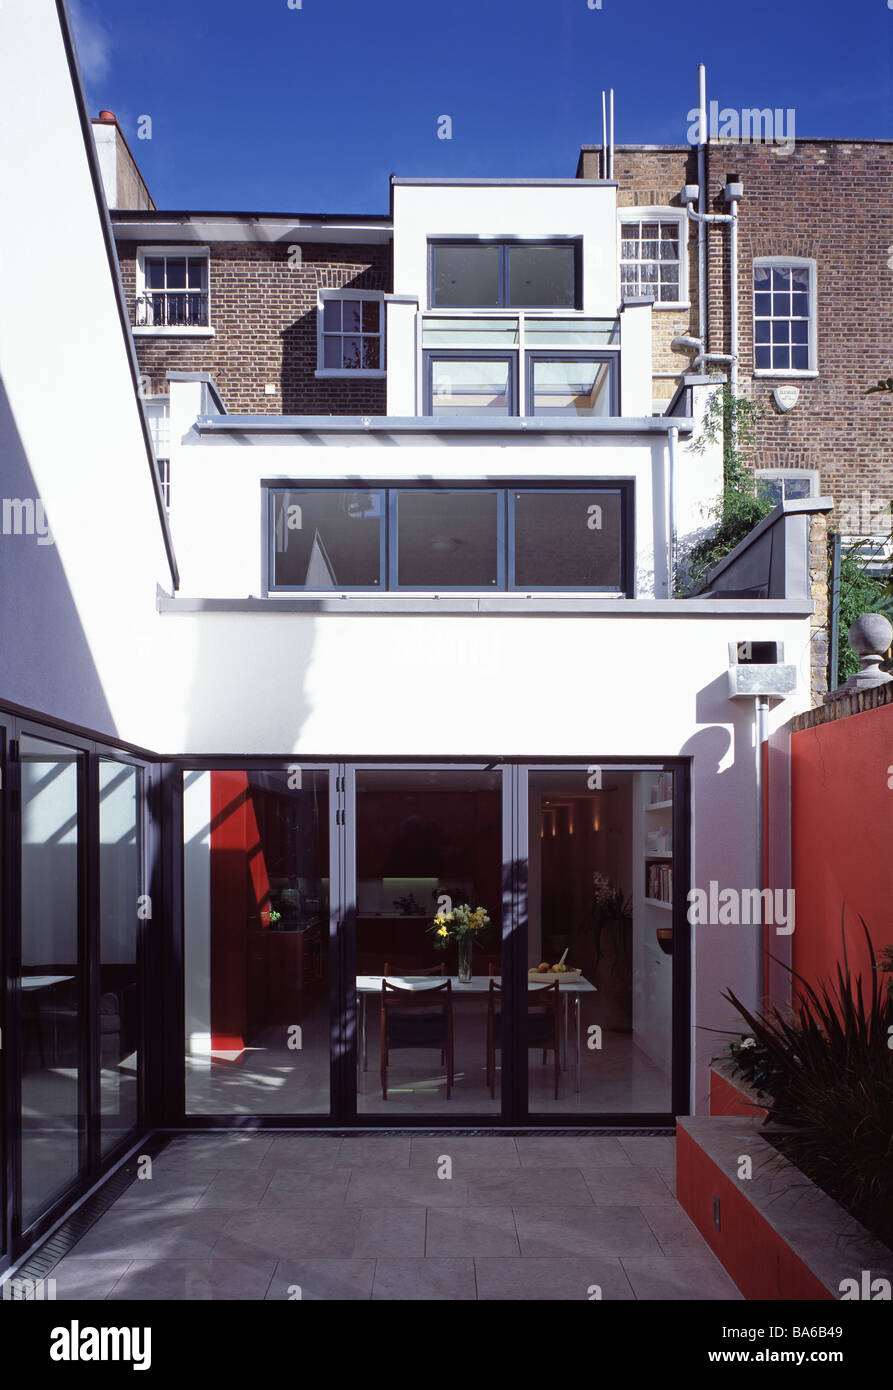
[194,413,694,440]
[111,212,392,245]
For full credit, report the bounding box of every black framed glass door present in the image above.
[173,758,687,1128]
[340,760,686,1126]
[18,734,86,1234]
[181,764,337,1118]
[521,763,686,1122]
[344,765,509,1119]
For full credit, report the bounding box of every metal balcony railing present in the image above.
[135,292,209,328]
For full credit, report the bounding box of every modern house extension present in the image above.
[0,0,828,1272]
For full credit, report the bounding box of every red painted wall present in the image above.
[790,702,893,996]
[709,1068,768,1121]
[676,1126,832,1301]
[209,771,271,1053]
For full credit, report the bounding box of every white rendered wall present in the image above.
[0,0,172,743]
[392,182,618,313]
[168,403,721,602]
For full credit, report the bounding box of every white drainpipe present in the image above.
[697,64,707,347]
[668,425,678,595]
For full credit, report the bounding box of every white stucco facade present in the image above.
[0,0,821,1123]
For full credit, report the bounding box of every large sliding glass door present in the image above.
[1,725,152,1264]
[524,765,681,1119]
[183,766,334,1116]
[19,736,85,1231]
[176,759,686,1127]
[350,767,505,1117]
[98,759,144,1155]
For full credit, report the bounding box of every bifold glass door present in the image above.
[183,767,334,1116]
[178,761,684,1125]
[11,733,150,1250]
[19,736,85,1230]
[524,765,677,1118]
[350,767,505,1117]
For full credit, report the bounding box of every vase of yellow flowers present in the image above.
[430,903,490,982]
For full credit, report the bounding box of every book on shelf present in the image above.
[646,861,673,905]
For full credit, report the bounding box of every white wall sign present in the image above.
[773,386,799,412]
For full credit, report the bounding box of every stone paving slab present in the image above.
[49,1131,742,1299]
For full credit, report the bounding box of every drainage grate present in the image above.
[4,1133,169,1297]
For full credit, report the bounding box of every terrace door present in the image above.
[345,765,511,1121]
[183,766,337,1119]
[521,763,685,1124]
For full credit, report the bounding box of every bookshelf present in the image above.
[632,769,675,1074]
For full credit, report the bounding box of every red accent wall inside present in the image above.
[209,771,271,1053]
[790,703,893,994]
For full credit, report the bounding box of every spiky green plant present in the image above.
[723,912,893,1250]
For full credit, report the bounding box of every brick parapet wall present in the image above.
[808,510,829,704]
[791,674,893,730]
[117,239,392,415]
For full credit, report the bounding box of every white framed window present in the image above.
[134,246,213,336]
[619,209,688,307]
[755,469,819,505]
[753,257,817,376]
[144,395,170,509]
[316,290,386,377]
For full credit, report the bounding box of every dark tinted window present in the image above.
[395,491,500,587]
[431,245,500,308]
[272,490,384,588]
[507,245,576,307]
[512,490,623,589]
[430,242,578,309]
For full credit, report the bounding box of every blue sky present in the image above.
[70,0,893,213]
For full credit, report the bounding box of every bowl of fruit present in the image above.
[527,950,582,982]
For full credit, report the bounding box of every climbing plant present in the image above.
[676,381,772,592]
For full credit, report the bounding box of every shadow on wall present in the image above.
[679,715,760,1100]
[280,266,389,415]
[180,610,317,756]
[0,379,116,733]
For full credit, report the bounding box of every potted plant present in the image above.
[723,915,893,1252]
[429,903,490,982]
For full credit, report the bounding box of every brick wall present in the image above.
[579,146,700,408]
[710,141,893,531]
[117,239,392,415]
[583,141,893,527]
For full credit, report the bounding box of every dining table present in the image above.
[355,972,597,1093]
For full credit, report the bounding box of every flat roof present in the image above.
[195,414,693,437]
[579,138,893,151]
[391,176,617,187]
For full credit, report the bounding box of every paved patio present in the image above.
[51,1133,742,1300]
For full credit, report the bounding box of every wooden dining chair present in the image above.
[382,962,447,1060]
[380,977,453,1101]
[486,978,561,1100]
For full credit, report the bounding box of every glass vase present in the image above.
[457,934,473,983]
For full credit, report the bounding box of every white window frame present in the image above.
[143,394,171,510]
[618,208,689,310]
[755,469,819,504]
[315,289,386,379]
[134,246,214,337]
[752,256,818,378]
